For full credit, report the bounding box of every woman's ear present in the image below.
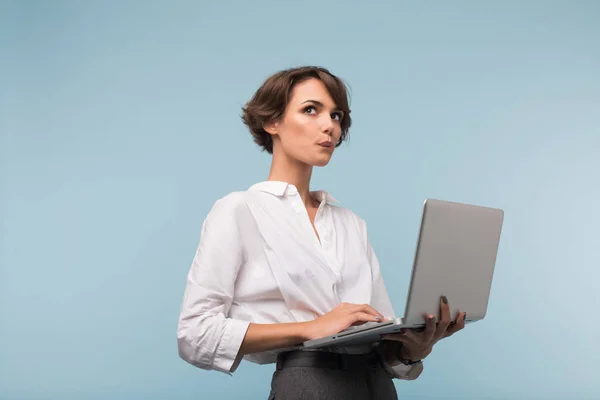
[263,120,279,136]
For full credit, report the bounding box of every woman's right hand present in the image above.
[302,303,387,341]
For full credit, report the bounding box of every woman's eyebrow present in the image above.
[301,99,342,112]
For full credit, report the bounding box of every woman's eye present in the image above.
[331,112,342,121]
[304,106,317,114]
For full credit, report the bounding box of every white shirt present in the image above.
[177,181,420,380]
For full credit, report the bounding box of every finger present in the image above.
[351,304,386,321]
[435,296,451,338]
[439,296,451,324]
[445,312,466,337]
[443,313,460,337]
[422,314,436,344]
[351,311,384,325]
[382,329,423,348]
[381,333,405,342]
[384,329,418,341]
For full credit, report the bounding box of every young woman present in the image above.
[177,66,467,399]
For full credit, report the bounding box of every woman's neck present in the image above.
[267,153,317,208]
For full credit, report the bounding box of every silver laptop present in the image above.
[302,198,504,349]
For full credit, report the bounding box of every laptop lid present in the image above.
[402,199,504,327]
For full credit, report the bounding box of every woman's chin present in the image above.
[311,155,333,167]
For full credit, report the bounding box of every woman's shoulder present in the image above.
[202,190,253,226]
[209,191,247,215]
[211,190,248,209]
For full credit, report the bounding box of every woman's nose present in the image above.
[320,115,334,134]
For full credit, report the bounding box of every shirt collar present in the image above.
[248,181,339,204]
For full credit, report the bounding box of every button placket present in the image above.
[289,192,322,248]
[316,221,342,280]
[288,190,340,279]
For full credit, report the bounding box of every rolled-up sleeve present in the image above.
[177,194,251,375]
[363,219,423,381]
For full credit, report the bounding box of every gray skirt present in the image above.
[267,350,398,400]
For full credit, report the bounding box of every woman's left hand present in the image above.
[380,296,467,363]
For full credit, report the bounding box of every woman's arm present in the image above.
[178,199,393,374]
[238,322,310,355]
[177,194,250,375]
[239,303,386,356]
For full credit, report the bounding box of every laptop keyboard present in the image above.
[337,320,395,337]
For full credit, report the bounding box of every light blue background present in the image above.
[1,1,599,399]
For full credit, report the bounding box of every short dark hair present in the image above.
[241,66,352,154]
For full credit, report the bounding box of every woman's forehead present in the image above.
[289,78,337,108]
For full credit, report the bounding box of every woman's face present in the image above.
[266,78,344,167]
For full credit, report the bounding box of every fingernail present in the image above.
[375,316,382,321]
[441,295,448,304]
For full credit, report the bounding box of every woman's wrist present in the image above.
[398,343,427,364]
[294,321,313,342]
[377,341,422,366]
[298,320,317,341]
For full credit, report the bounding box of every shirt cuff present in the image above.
[381,359,424,380]
[213,319,251,374]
